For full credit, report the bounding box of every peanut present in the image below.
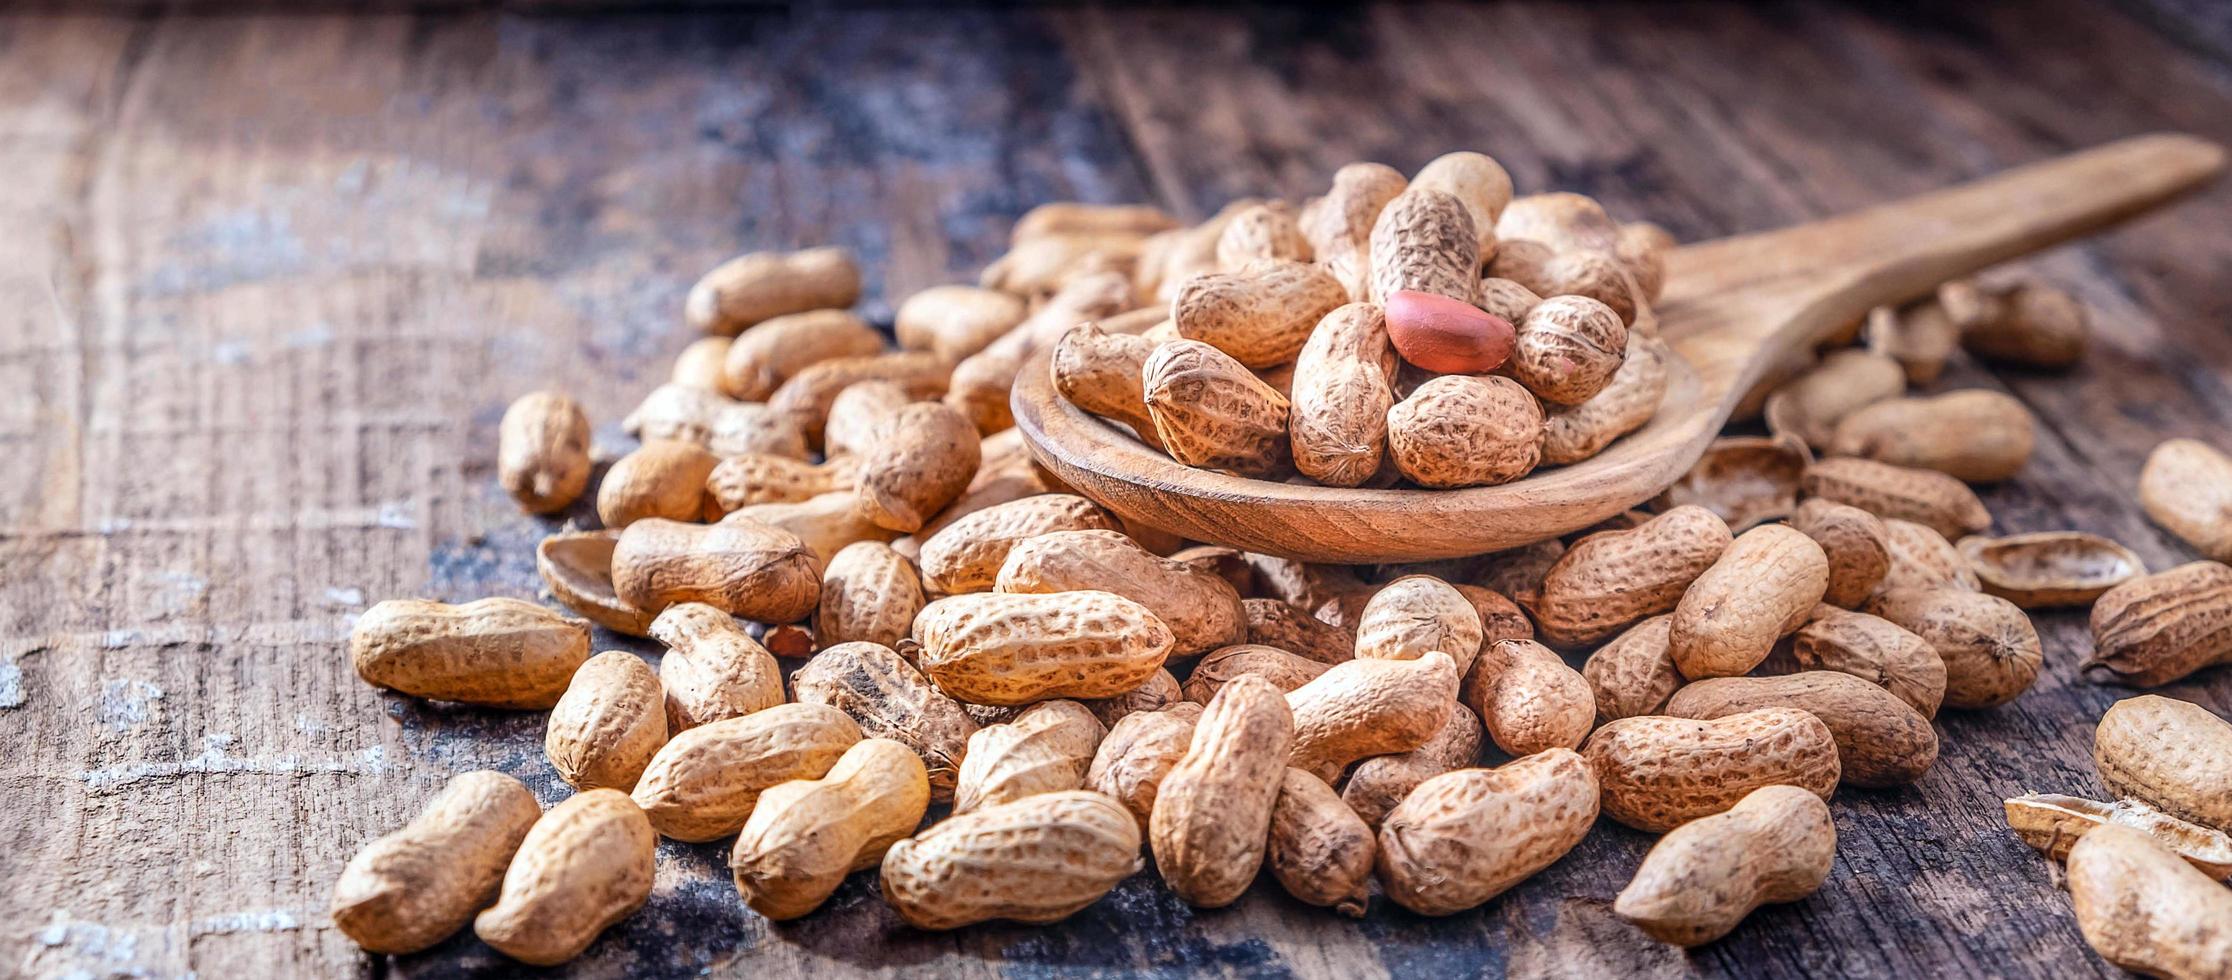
[2094,695,2232,834]
[1584,615,1681,722]
[1584,708,1841,832]
[1464,638,1594,757]
[771,352,952,451]
[852,401,981,533]
[1616,222,1674,304]
[1506,295,1630,406]
[1215,201,1312,270]
[1012,202,1178,244]
[813,541,925,650]
[1870,588,2041,709]
[498,391,592,515]
[917,493,1120,594]
[1495,192,1619,253]
[1386,374,1543,488]
[1087,702,1204,831]
[597,440,720,528]
[537,530,655,636]
[824,380,912,461]
[1963,531,2145,609]
[1865,293,1962,386]
[671,336,732,390]
[996,528,1246,658]
[1791,605,1945,718]
[1801,457,1991,541]
[1542,333,1671,465]
[2004,793,2232,880]
[953,699,1107,814]
[1614,785,1835,947]
[1303,162,1407,299]
[630,703,862,842]
[1142,338,1293,477]
[2140,438,2232,561]
[686,246,860,336]
[1762,349,1905,451]
[624,383,807,460]
[1476,276,1543,323]
[474,789,655,966]
[1183,643,1333,703]
[1083,667,1182,727]
[350,598,590,709]
[980,233,1142,298]
[1266,768,1376,917]
[1286,652,1460,783]
[330,771,541,955]
[1453,583,1535,646]
[1152,198,1261,303]
[791,640,977,802]
[1376,749,1600,916]
[1383,289,1516,375]
[2087,561,2232,687]
[734,490,901,564]
[1876,517,1979,596]
[706,453,858,511]
[1530,505,1733,648]
[719,309,886,401]
[1409,151,1512,258]
[610,515,821,622]
[1368,188,1478,305]
[1960,281,2088,370]
[2066,825,2232,978]
[912,590,1175,705]
[545,651,668,791]
[880,790,1142,929]
[895,285,1028,362]
[1790,499,1891,608]
[1477,537,1566,607]
[648,602,783,730]
[1150,674,1295,907]
[949,270,1133,433]
[1172,544,1254,600]
[1487,239,1556,296]
[1353,574,1484,673]
[1829,390,2035,483]
[730,738,931,920]
[1341,703,1485,832]
[1290,302,1399,486]
[1051,322,1165,448]
[1667,671,1937,787]
[1669,524,1829,679]
[1539,250,1639,326]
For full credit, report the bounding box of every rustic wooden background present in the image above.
[6,3,2232,978]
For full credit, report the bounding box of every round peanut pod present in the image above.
[706,453,858,512]
[1528,505,1732,649]
[609,515,822,623]
[917,493,1121,595]
[1614,785,1836,947]
[1869,588,2041,710]
[719,309,886,401]
[473,789,655,966]
[671,336,732,390]
[1666,671,1939,788]
[911,590,1176,705]
[685,246,860,336]
[1340,704,1483,830]
[895,284,1028,362]
[1506,294,1629,406]
[1789,499,1891,609]
[623,383,809,460]
[880,790,1142,930]
[1304,162,1408,300]
[1215,201,1312,270]
[790,641,978,804]
[1583,708,1841,833]
[1290,303,1399,487]
[1791,605,1946,718]
[1539,250,1639,326]
[1583,615,1680,722]
[597,440,720,528]
[768,352,951,451]
[1961,281,2087,369]
[730,739,931,921]
[1184,643,1333,704]
[1494,192,1619,254]
[545,651,669,792]
[1762,349,1906,451]
[498,390,591,515]
[1800,457,1991,542]
[2087,561,2232,688]
[732,490,900,565]
[1542,333,1670,465]
[1087,702,1204,832]
[349,598,590,710]
[850,401,982,534]
[824,380,912,462]
[1386,374,1543,488]
[649,602,783,731]
[978,232,1146,299]
[1615,222,1674,304]
[1353,574,1484,673]
[1464,638,1594,757]
[1376,749,1600,916]
[1669,524,1830,680]
[2067,824,2232,977]
[952,700,1107,815]
[2139,439,2232,562]
[996,528,1246,659]
[1866,295,1962,386]
[1266,768,1376,918]
[1150,674,1295,908]
[1284,652,1460,784]
[814,541,925,650]
[1143,339,1293,477]
[1410,151,1513,258]
[1487,239,1556,296]
[2093,695,2232,834]
[330,771,541,955]
[1829,390,2036,483]
[1452,583,1534,646]
[1874,517,1978,598]
[1081,667,1183,727]
[949,271,1136,434]
[1368,188,1479,305]
[630,703,862,842]
[1052,322,1166,449]
[1476,276,1543,324]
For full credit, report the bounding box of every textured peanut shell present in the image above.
[1791,605,1946,718]
[330,771,541,955]
[1465,638,1595,757]
[1087,702,1204,832]
[1290,303,1398,487]
[1154,199,1261,303]
[917,494,1120,594]
[1616,222,1674,304]
[2094,695,2232,834]
[1052,322,1165,448]
[1487,239,1556,296]
[1669,525,1829,679]
[1529,506,1733,648]
[1267,768,1376,917]
[1875,517,1979,598]
[1583,708,1841,832]
[1829,390,2036,483]
[1353,575,1485,673]
[685,246,860,336]
[978,233,1143,298]
[630,703,861,842]
[1543,333,1669,465]
[1376,749,1600,916]
[730,738,931,920]
[1865,296,1963,386]
[545,651,669,792]
[1215,202,1313,270]
[1540,250,1639,326]
[768,352,950,449]
[880,790,1142,930]
[537,530,655,636]
[815,541,925,650]
[1495,192,1619,253]
[995,528,1245,658]
[498,390,591,515]
[1285,651,1460,783]
[1368,188,1479,305]
[1790,499,1891,609]
[823,380,911,462]
[2005,793,2232,879]
[649,602,783,731]
[349,598,590,709]
[1150,675,1295,907]
[949,271,1134,433]
[790,641,978,804]
[2066,825,2232,979]
[611,515,822,622]
[1386,374,1543,488]
[895,284,1028,362]
[1667,671,1938,788]
[1962,531,2144,608]
[912,590,1176,705]
[1410,151,1512,257]
[1304,162,1407,299]
[1244,599,1357,665]
[719,309,886,401]
[1476,537,1566,607]
[1477,276,1544,324]
[853,401,982,533]
[1762,349,1905,450]
[707,453,858,511]
[598,441,719,528]
[1143,339,1293,477]
[1961,281,2088,369]
[1585,615,1681,722]
[2087,561,2232,687]
[1341,704,1483,829]
[1869,588,2041,709]
[1801,457,1991,541]
[474,790,654,966]
[1083,668,1182,727]
[952,699,1107,814]
[2139,438,2232,562]
[1452,583,1535,647]
[1184,643,1334,704]
[907,428,1067,549]
[1615,785,1835,947]
[1653,435,1807,533]
[733,490,900,566]
[624,383,808,460]
[1507,295,1629,406]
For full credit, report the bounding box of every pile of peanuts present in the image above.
[328,164,2232,972]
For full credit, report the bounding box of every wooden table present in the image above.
[6,4,2231,977]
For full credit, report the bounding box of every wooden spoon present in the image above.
[1012,134,2224,563]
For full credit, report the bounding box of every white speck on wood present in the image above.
[78,736,391,794]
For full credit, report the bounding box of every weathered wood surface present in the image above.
[3,4,2230,978]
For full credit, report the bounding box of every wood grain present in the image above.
[3,4,2231,979]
